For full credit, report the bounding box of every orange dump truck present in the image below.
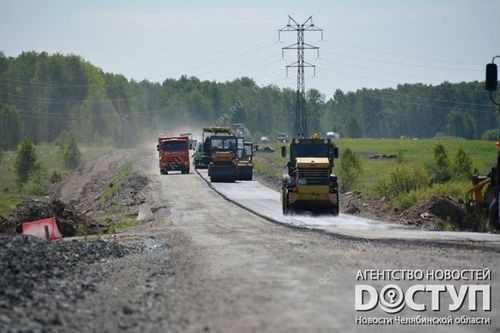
[157,136,190,175]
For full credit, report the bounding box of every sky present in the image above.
[1,0,499,98]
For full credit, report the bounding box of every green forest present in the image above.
[0,51,498,150]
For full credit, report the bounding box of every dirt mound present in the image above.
[0,235,131,330]
[398,195,471,230]
[0,198,104,236]
[96,172,149,219]
[103,172,149,208]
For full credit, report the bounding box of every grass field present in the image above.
[0,144,109,217]
[255,137,498,195]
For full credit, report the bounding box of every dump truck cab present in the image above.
[236,142,254,181]
[281,134,339,215]
[157,135,191,175]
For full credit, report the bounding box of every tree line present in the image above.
[0,51,498,150]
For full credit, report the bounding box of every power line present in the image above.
[0,59,285,104]
[140,42,279,81]
[322,40,483,67]
[0,42,278,88]
[316,66,486,94]
[320,49,481,72]
[312,79,496,114]
[319,57,447,82]
[189,54,281,79]
[312,75,493,108]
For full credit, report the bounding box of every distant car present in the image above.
[260,136,269,143]
[326,131,340,139]
[277,133,288,143]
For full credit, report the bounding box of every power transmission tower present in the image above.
[279,15,323,138]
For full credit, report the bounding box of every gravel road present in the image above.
[2,148,499,332]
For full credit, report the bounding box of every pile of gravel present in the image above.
[101,172,149,209]
[0,198,103,236]
[398,195,472,230]
[0,235,131,331]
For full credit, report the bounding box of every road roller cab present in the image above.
[196,127,232,169]
[281,134,339,215]
[207,132,243,182]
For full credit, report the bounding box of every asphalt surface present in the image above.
[197,169,500,243]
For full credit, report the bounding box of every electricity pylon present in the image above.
[279,15,323,138]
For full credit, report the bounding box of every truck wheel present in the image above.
[282,189,290,215]
[489,199,499,229]
[332,194,340,216]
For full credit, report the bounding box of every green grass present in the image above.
[335,138,496,193]
[105,219,138,234]
[391,180,470,211]
[334,137,497,172]
[257,138,498,200]
[0,151,19,216]
[101,162,133,200]
[0,192,22,217]
[0,143,112,217]
[254,160,283,179]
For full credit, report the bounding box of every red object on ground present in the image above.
[22,217,62,240]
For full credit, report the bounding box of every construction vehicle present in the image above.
[199,127,242,182]
[280,133,339,215]
[157,135,190,175]
[236,142,254,181]
[208,134,243,182]
[193,142,207,169]
[232,123,253,141]
[195,127,232,169]
[465,57,500,229]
